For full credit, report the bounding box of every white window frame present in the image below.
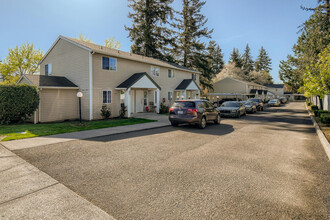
[150,65,160,77]
[45,63,52,76]
[168,69,174,78]
[102,90,112,104]
[168,91,173,101]
[102,56,117,71]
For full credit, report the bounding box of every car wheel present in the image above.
[171,122,178,127]
[198,116,206,129]
[214,114,221,124]
[261,107,264,111]
[243,110,246,116]
[237,112,240,118]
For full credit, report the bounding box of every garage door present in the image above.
[39,89,78,122]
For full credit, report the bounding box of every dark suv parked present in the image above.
[169,100,221,129]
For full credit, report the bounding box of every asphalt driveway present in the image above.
[15,102,330,219]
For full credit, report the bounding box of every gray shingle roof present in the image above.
[264,84,284,88]
[24,75,78,87]
[116,72,161,90]
[175,79,200,90]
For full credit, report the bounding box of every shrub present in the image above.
[159,102,169,114]
[311,105,318,111]
[306,101,311,106]
[320,113,330,124]
[314,110,330,117]
[0,84,39,124]
[119,104,127,118]
[100,105,111,119]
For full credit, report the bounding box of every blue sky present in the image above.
[0,0,316,83]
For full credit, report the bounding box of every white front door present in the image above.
[136,90,144,112]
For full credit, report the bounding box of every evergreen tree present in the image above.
[207,40,224,78]
[125,0,175,60]
[174,0,213,68]
[255,46,272,72]
[242,44,254,72]
[229,48,243,68]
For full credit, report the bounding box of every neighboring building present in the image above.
[17,35,201,122]
[264,84,285,98]
[209,77,267,101]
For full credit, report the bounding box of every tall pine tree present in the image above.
[125,0,174,60]
[255,46,272,72]
[174,0,213,68]
[207,40,224,78]
[242,44,254,72]
[229,48,243,68]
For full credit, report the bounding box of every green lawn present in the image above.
[0,118,156,142]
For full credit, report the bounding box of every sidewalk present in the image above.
[2,120,170,151]
[0,144,115,219]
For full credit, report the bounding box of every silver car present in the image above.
[240,101,257,113]
[217,101,246,118]
[268,99,281,107]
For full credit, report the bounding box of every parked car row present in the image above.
[168,97,269,129]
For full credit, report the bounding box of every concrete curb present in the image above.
[305,103,330,160]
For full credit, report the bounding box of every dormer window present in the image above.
[45,64,52,76]
[102,56,117,71]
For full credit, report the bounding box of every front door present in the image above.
[136,90,144,112]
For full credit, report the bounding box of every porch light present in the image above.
[181,95,185,99]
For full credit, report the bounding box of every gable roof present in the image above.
[175,79,201,91]
[116,72,161,90]
[214,77,265,88]
[40,36,200,74]
[264,84,284,88]
[18,75,78,88]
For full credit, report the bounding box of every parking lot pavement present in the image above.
[14,102,330,219]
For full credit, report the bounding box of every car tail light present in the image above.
[169,107,174,113]
[188,108,198,113]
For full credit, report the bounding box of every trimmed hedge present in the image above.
[311,105,319,111]
[320,113,330,124]
[314,110,330,117]
[0,84,39,124]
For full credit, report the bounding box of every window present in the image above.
[168,91,172,101]
[168,69,174,78]
[102,90,112,104]
[45,64,52,76]
[144,91,148,106]
[192,73,196,80]
[102,57,117,71]
[151,66,160,77]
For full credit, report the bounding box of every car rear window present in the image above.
[173,101,196,108]
[221,102,239,107]
[248,99,260,102]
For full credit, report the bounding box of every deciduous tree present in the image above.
[0,43,43,84]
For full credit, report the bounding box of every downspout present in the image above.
[89,51,95,120]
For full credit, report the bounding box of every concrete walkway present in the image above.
[2,116,170,151]
[0,144,115,219]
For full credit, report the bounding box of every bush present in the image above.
[311,105,319,111]
[320,113,330,124]
[119,104,127,118]
[159,102,169,114]
[100,105,111,119]
[0,84,39,124]
[314,110,330,117]
[306,101,311,106]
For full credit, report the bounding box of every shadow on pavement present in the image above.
[88,123,234,143]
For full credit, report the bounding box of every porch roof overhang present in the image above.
[116,72,161,90]
[17,74,79,88]
[174,79,201,91]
